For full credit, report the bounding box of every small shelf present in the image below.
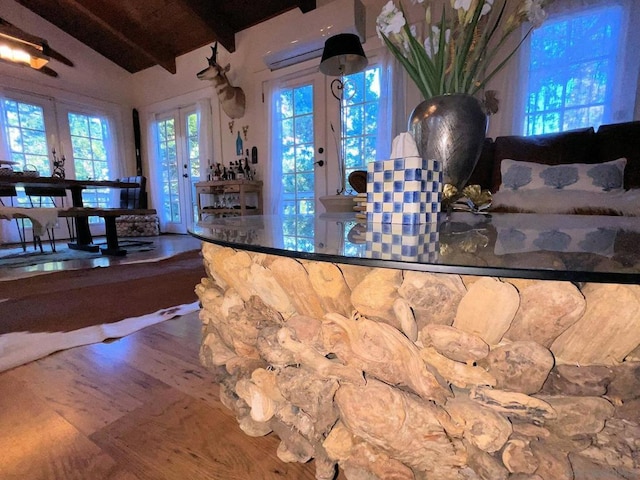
[195,180,263,220]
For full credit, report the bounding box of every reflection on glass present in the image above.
[191,213,640,281]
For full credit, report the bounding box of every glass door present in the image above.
[155,108,201,233]
[273,73,328,215]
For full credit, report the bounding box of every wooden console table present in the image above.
[195,180,262,220]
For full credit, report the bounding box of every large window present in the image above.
[68,112,112,209]
[2,99,50,175]
[523,5,623,135]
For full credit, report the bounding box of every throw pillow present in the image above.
[500,158,627,192]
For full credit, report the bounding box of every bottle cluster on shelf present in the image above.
[208,156,256,182]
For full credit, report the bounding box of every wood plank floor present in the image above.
[0,234,343,479]
[0,311,330,480]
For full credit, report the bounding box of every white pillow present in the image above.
[500,157,627,192]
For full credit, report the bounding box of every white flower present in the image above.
[453,0,472,11]
[424,26,451,58]
[523,0,547,28]
[481,0,493,16]
[376,0,407,39]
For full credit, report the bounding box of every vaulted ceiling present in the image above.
[13,0,317,74]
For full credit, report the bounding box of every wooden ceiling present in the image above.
[14,0,317,74]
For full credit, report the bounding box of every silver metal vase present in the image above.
[408,93,488,191]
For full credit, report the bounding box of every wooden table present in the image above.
[0,176,139,252]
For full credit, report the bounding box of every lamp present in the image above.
[0,23,49,70]
[319,33,368,77]
[319,33,367,195]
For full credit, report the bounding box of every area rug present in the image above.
[0,239,155,270]
[0,249,205,372]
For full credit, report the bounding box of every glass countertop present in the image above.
[189,212,640,284]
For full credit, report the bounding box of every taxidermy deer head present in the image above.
[197,43,246,119]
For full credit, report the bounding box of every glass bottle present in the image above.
[236,131,243,156]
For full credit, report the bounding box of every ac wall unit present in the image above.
[263,0,366,71]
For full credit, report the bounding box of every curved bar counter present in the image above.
[190,212,640,480]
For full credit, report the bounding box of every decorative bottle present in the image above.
[236,131,243,156]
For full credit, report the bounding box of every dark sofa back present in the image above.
[468,121,640,192]
[490,127,597,193]
[596,121,640,189]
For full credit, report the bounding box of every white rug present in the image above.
[0,301,200,373]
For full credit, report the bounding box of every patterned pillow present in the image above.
[500,158,627,192]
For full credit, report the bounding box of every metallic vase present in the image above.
[409,94,488,191]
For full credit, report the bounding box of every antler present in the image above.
[207,42,219,66]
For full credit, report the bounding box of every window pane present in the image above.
[68,112,112,211]
[1,99,50,178]
[293,85,313,115]
[342,66,381,185]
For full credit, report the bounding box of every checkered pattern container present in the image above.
[365,222,439,262]
[366,157,442,224]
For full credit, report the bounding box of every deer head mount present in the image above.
[197,43,246,119]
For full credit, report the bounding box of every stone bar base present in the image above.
[196,242,640,480]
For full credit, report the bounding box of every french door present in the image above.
[155,108,201,233]
[273,72,330,215]
[271,64,382,216]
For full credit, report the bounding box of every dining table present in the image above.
[0,176,139,252]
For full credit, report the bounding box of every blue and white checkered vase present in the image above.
[365,222,439,262]
[366,157,442,224]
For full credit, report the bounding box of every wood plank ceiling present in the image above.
[14,0,317,74]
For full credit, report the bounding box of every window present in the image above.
[342,66,381,180]
[523,5,623,135]
[68,112,112,209]
[2,99,50,175]
[277,83,315,215]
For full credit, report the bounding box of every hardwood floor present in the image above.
[0,233,203,281]
[0,311,328,480]
[0,235,332,480]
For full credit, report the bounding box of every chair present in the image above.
[115,176,159,237]
[0,186,26,251]
[24,186,75,252]
[118,176,148,209]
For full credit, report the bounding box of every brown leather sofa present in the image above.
[467,121,640,193]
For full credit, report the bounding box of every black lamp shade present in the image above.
[319,33,368,76]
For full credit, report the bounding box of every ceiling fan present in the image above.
[0,17,73,78]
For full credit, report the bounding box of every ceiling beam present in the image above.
[59,0,178,73]
[296,0,316,14]
[179,0,236,53]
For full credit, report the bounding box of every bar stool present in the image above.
[0,185,26,251]
[24,186,75,252]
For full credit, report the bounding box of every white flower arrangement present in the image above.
[376,0,551,101]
